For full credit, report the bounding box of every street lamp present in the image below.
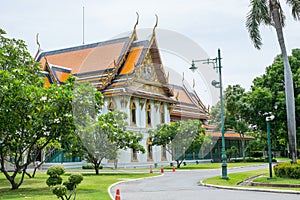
[189,49,228,179]
[266,113,275,179]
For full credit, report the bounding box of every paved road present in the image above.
[110,165,299,200]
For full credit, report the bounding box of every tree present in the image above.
[72,82,144,174]
[225,85,250,161]
[246,0,300,163]
[249,49,300,156]
[0,29,75,189]
[88,110,145,174]
[150,120,205,168]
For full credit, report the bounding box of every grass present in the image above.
[202,169,268,186]
[202,169,300,191]
[0,171,157,200]
[165,162,266,170]
[253,176,300,185]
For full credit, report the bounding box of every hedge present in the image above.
[274,161,300,179]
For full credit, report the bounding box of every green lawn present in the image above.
[165,162,266,170]
[253,176,300,185]
[202,169,300,191]
[0,172,157,200]
[202,169,268,186]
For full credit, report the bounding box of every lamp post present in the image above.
[266,113,275,179]
[189,49,228,179]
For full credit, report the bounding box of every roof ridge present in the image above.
[36,36,131,61]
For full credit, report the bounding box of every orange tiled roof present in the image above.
[37,37,131,75]
[174,87,194,105]
[170,84,208,120]
[44,77,51,87]
[206,131,254,140]
[120,46,144,75]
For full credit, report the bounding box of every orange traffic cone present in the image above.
[115,189,121,200]
[161,166,164,173]
[150,165,153,174]
[172,166,176,172]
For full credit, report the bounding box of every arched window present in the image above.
[160,104,165,124]
[146,103,151,127]
[131,101,136,125]
[108,99,116,112]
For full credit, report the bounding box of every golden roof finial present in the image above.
[36,33,41,50]
[134,12,139,30]
[152,14,158,35]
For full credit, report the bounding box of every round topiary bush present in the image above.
[68,174,83,185]
[46,176,63,187]
[47,165,65,177]
[52,185,67,198]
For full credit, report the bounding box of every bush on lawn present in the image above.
[274,161,300,179]
[82,164,103,170]
[46,165,83,200]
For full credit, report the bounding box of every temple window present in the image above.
[160,104,165,124]
[147,137,153,161]
[146,103,151,127]
[131,101,136,125]
[108,99,116,112]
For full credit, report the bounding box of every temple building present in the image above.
[36,18,252,167]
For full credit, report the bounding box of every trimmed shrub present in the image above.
[52,185,67,198]
[274,162,300,179]
[47,165,65,177]
[82,164,103,169]
[46,176,63,187]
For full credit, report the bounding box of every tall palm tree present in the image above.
[246,0,300,163]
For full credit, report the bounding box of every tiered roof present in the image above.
[36,18,208,120]
[170,84,208,121]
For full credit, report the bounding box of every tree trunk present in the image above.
[240,134,246,162]
[272,2,298,163]
[94,164,99,175]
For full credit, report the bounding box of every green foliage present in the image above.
[274,161,300,179]
[246,0,300,163]
[46,165,83,200]
[75,107,144,174]
[47,165,66,177]
[46,165,65,187]
[249,151,263,158]
[150,120,205,167]
[63,174,83,191]
[0,29,77,189]
[52,185,67,198]
[68,174,83,185]
[226,146,239,161]
[82,164,103,169]
[221,49,300,156]
[46,176,63,187]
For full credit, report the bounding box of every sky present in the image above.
[2,0,300,93]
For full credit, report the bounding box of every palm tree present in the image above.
[246,0,300,163]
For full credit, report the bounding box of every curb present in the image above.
[108,173,164,200]
[200,181,300,195]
